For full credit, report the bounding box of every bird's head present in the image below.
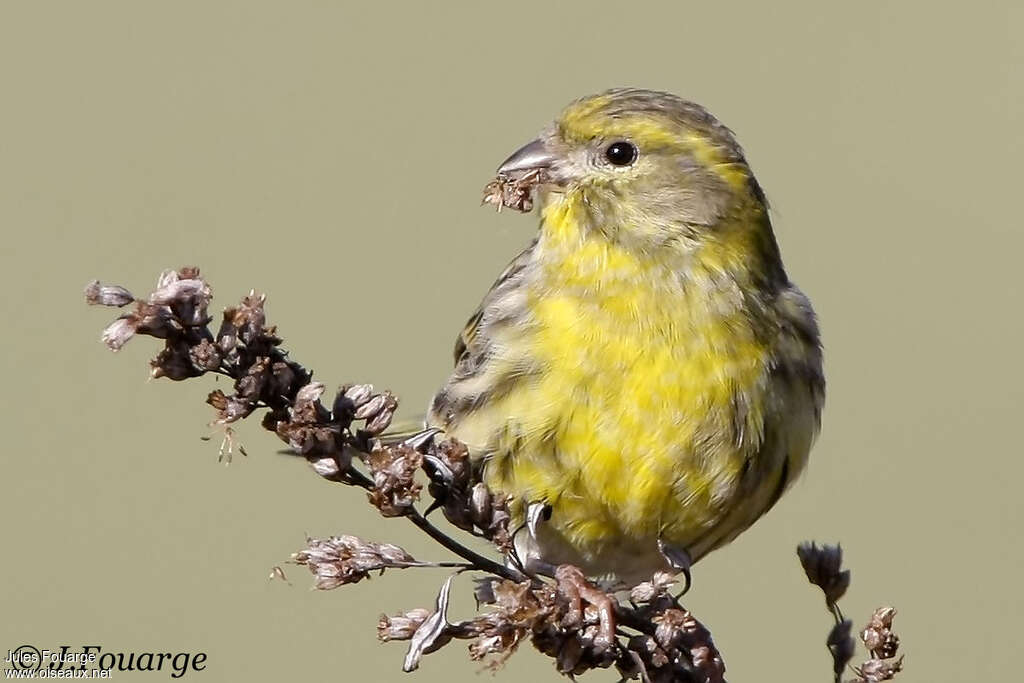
[498,88,771,251]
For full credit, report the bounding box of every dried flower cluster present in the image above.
[378,567,723,682]
[482,169,547,213]
[292,535,419,589]
[797,542,905,682]
[854,607,903,682]
[797,542,851,612]
[85,268,903,683]
[421,438,513,552]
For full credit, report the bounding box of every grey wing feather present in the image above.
[433,239,537,426]
[451,239,537,373]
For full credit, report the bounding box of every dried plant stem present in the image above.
[405,509,524,582]
[829,601,845,625]
[311,449,524,582]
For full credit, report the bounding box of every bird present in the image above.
[425,88,824,588]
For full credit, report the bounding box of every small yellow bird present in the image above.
[427,88,824,586]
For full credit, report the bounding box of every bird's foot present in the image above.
[506,501,557,577]
[658,539,693,595]
[555,564,616,653]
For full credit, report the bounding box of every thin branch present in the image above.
[405,508,524,582]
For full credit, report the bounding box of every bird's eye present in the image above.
[604,141,637,166]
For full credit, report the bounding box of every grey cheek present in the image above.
[574,147,602,171]
[677,156,702,174]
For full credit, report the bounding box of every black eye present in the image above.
[604,141,637,166]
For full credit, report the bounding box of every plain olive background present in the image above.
[2,1,1021,681]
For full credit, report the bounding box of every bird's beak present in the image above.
[497,138,557,175]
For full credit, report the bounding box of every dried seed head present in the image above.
[232,291,267,344]
[206,389,229,411]
[292,535,416,590]
[482,178,506,211]
[290,382,331,427]
[797,541,850,605]
[206,389,253,424]
[275,420,337,455]
[330,383,374,427]
[481,493,513,553]
[188,339,221,372]
[353,393,387,420]
[295,381,325,405]
[379,608,432,642]
[150,343,199,381]
[630,571,677,603]
[652,608,689,651]
[827,619,856,676]
[351,391,397,436]
[148,278,209,307]
[84,280,135,307]
[862,606,900,659]
[307,452,352,480]
[343,383,374,409]
[216,308,239,356]
[464,579,556,670]
[133,303,176,339]
[142,274,213,330]
[101,316,138,351]
[268,361,300,399]
[866,606,897,631]
[481,169,546,213]
[156,268,180,289]
[367,444,423,517]
[627,634,668,669]
[365,408,394,435]
[856,655,904,682]
[235,357,270,401]
[469,634,519,663]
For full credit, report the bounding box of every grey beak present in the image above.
[497,138,556,175]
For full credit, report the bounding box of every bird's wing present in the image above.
[452,308,483,368]
[451,238,537,372]
[428,239,537,430]
[381,245,535,446]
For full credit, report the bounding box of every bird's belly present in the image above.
[476,289,781,576]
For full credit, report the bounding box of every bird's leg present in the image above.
[555,565,616,652]
[556,565,584,625]
[658,539,693,595]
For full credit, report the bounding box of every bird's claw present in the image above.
[658,539,693,595]
[555,565,616,653]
